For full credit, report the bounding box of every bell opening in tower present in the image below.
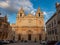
[39,13,40,17]
[20,13,22,17]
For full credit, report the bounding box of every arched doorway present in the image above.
[27,30,33,41]
[39,34,42,42]
[18,34,21,40]
[28,34,31,40]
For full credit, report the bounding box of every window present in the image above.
[39,13,40,17]
[48,31,51,35]
[47,31,49,35]
[52,30,54,34]
[58,21,60,24]
[49,24,51,28]
[0,32,2,37]
[58,10,60,13]
[56,36,58,41]
[51,22,53,27]
[55,29,57,34]
[54,19,56,25]
[20,13,22,17]
[49,31,51,35]
[0,22,2,27]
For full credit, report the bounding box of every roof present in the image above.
[0,17,4,20]
[46,13,57,24]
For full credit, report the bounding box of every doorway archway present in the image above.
[28,34,31,40]
[18,34,21,40]
[27,30,33,41]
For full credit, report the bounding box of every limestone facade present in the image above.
[11,8,45,41]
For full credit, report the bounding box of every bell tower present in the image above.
[16,7,25,24]
[56,3,60,12]
[36,7,44,27]
[36,7,43,18]
[16,7,25,20]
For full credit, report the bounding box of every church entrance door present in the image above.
[18,34,21,40]
[28,34,31,40]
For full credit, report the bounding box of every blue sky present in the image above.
[0,0,60,24]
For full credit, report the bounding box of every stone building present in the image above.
[0,13,13,40]
[46,3,60,41]
[11,7,45,42]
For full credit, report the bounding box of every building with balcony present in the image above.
[46,3,60,41]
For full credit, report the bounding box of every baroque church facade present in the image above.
[11,7,45,41]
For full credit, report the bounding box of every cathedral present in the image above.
[11,7,45,42]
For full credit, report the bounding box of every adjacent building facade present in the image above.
[46,3,60,41]
[11,8,45,41]
[0,13,14,40]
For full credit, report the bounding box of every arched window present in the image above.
[39,13,40,17]
[20,13,22,17]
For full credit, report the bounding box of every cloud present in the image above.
[43,12,47,15]
[0,0,55,23]
[0,0,38,23]
[43,11,55,22]
[0,0,35,15]
[31,9,36,15]
[0,1,9,8]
